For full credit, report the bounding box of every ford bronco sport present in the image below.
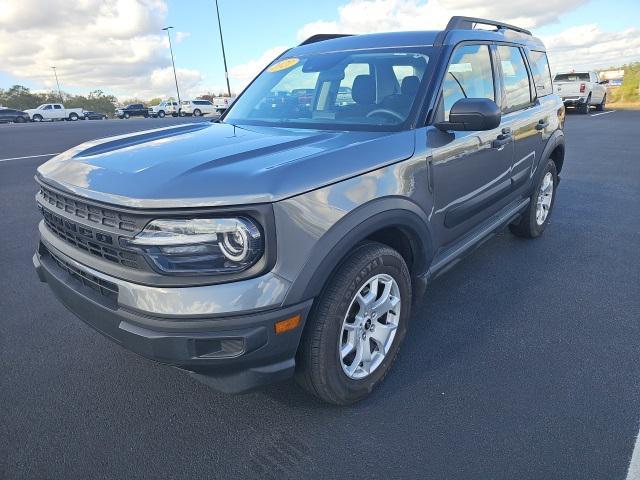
[33,17,565,405]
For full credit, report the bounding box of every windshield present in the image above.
[224,48,432,131]
[554,73,590,82]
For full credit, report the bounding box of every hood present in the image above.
[37,122,416,208]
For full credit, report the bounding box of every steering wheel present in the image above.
[366,108,404,122]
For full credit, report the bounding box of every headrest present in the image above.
[352,75,376,104]
[401,76,420,96]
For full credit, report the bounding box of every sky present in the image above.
[0,0,638,100]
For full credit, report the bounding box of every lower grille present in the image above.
[41,207,141,269]
[45,246,119,301]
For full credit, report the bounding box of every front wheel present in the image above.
[32,115,42,122]
[193,109,201,117]
[15,116,25,123]
[296,242,411,405]
[124,113,130,119]
[509,159,558,238]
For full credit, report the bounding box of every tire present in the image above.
[193,109,201,117]
[124,113,130,119]
[69,113,79,121]
[295,242,412,405]
[15,116,25,123]
[579,95,591,114]
[596,94,606,111]
[32,114,42,122]
[509,159,558,238]
[158,111,165,118]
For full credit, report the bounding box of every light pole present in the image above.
[162,26,181,105]
[214,0,232,97]
[50,66,63,102]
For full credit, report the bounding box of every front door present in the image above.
[428,43,514,247]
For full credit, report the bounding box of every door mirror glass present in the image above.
[436,98,501,131]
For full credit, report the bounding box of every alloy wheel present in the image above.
[536,172,554,225]
[339,273,401,380]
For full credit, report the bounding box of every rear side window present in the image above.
[442,44,495,120]
[528,50,553,96]
[54,105,62,109]
[497,45,532,113]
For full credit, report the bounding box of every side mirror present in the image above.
[599,79,609,85]
[436,98,501,132]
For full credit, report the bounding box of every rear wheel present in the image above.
[579,95,591,114]
[595,94,606,111]
[296,242,411,405]
[69,113,79,121]
[509,158,558,238]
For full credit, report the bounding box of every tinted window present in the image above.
[194,100,211,105]
[554,73,590,82]
[498,45,532,112]
[43,105,52,110]
[54,105,62,109]
[528,50,553,96]
[442,44,494,120]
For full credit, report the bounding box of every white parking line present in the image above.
[626,428,640,479]
[590,110,616,117]
[0,153,60,163]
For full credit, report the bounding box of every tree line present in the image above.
[0,85,237,115]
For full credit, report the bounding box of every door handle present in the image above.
[492,132,512,149]
[536,119,549,130]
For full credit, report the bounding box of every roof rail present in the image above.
[445,16,531,36]
[298,33,352,46]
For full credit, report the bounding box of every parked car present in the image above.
[83,111,108,120]
[553,71,608,113]
[0,108,30,123]
[150,101,179,118]
[33,16,565,405]
[180,99,216,116]
[24,103,84,122]
[116,104,151,119]
[212,96,236,113]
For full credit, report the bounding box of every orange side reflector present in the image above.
[274,315,301,335]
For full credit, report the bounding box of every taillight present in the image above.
[580,83,586,93]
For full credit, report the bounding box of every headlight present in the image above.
[122,217,263,275]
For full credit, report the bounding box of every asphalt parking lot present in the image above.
[1,111,639,479]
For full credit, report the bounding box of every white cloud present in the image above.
[228,45,288,92]
[296,0,589,40]
[542,25,640,72]
[0,0,210,99]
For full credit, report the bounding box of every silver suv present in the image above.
[33,17,565,404]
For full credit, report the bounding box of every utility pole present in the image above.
[215,0,232,97]
[162,26,181,104]
[50,66,63,102]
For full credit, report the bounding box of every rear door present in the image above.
[429,43,515,245]
[495,45,544,193]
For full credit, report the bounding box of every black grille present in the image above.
[46,246,119,302]
[40,185,139,233]
[41,207,141,269]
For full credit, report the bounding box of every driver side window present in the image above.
[442,45,495,120]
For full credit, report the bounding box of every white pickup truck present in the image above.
[24,103,84,122]
[553,71,608,114]
[212,96,236,113]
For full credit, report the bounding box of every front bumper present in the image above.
[33,241,313,393]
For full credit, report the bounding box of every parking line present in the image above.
[0,153,60,163]
[626,427,640,479]
[590,110,616,117]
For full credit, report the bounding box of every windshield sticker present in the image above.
[267,58,299,73]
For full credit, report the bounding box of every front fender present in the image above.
[282,197,434,306]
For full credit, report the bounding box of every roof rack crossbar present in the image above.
[446,16,531,36]
[299,33,353,46]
